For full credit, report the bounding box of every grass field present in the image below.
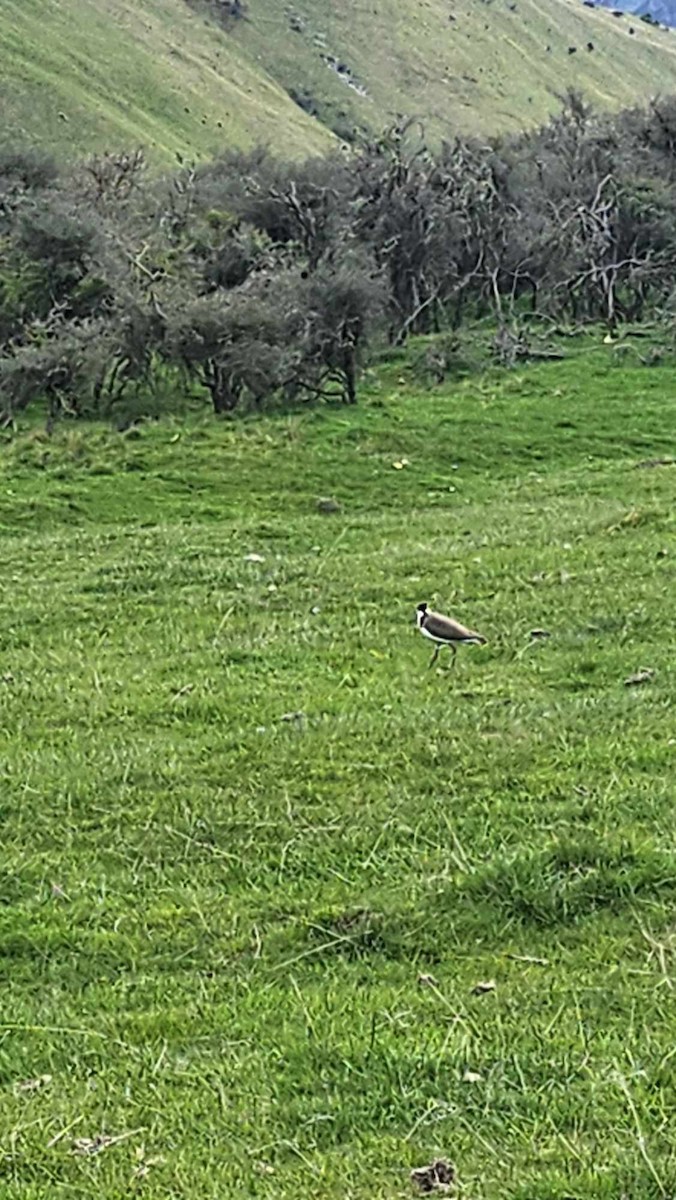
[1,337,676,1197]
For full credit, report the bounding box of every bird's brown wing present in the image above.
[425,610,485,643]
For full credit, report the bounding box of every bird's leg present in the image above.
[428,644,440,669]
[448,644,457,671]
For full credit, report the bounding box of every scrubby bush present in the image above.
[5,90,676,425]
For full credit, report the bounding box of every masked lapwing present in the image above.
[416,602,487,670]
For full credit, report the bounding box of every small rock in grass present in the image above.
[410,1158,455,1193]
[530,628,551,640]
[471,979,496,995]
[624,668,655,687]
[72,1130,141,1157]
[72,1135,115,1157]
[15,1074,52,1094]
[462,1069,483,1083]
[417,973,439,988]
[244,553,265,563]
[317,496,341,514]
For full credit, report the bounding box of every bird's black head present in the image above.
[415,602,428,626]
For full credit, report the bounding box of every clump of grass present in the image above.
[459,835,676,926]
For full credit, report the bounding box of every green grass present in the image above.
[5,0,676,163]
[2,336,676,1197]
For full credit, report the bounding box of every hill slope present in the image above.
[228,0,676,140]
[3,0,676,163]
[0,0,333,164]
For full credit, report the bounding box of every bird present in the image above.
[415,602,487,671]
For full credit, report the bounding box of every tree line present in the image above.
[2,90,676,425]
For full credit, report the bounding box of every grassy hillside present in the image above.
[4,0,676,162]
[2,340,676,1195]
[230,0,676,139]
[0,0,333,164]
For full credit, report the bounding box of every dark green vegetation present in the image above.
[5,94,676,429]
[2,338,676,1196]
[5,0,676,160]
